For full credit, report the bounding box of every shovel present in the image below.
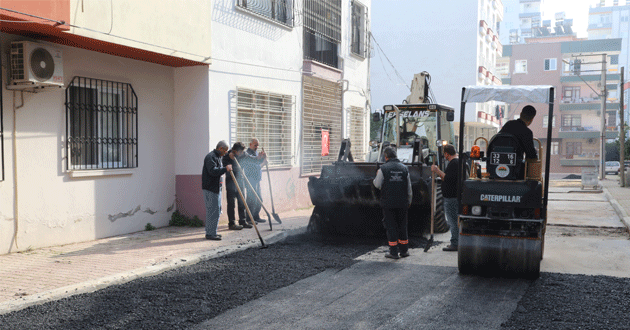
[261,147,282,224]
[229,170,267,248]
[424,158,437,252]
[234,158,273,231]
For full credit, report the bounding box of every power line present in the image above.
[370,32,410,90]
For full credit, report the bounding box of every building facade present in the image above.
[0,0,372,255]
[501,38,622,173]
[588,1,630,124]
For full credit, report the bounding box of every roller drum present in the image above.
[458,234,541,279]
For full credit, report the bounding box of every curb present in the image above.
[0,226,307,315]
[602,187,630,232]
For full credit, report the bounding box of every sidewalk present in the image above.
[0,207,313,314]
[601,176,630,230]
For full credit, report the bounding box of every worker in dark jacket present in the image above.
[499,105,538,160]
[202,141,232,241]
[373,147,413,259]
[222,142,250,230]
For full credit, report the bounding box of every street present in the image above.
[1,180,629,329]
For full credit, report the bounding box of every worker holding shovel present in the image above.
[240,138,267,224]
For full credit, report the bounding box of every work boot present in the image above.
[385,246,399,259]
[239,220,253,229]
[399,246,410,258]
[255,217,266,223]
[442,244,458,252]
[228,223,243,230]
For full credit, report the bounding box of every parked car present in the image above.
[605,161,620,175]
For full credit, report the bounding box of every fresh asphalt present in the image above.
[2,181,630,329]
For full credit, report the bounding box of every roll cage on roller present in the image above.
[456,85,554,278]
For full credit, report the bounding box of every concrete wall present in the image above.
[68,0,212,63]
[0,33,176,254]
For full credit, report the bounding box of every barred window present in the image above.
[347,106,367,161]
[234,88,294,167]
[66,77,138,170]
[302,76,342,175]
[236,0,294,26]
[303,0,341,68]
[351,1,367,58]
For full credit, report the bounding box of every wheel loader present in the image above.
[307,73,456,236]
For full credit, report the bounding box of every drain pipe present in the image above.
[12,90,24,250]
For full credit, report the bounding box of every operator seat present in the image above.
[487,133,524,180]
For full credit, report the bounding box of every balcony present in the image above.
[492,75,502,85]
[480,20,488,36]
[478,66,487,81]
[558,127,619,139]
[559,101,619,111]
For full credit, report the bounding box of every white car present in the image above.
[605,161,620,175]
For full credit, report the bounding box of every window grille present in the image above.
[236,0,294,26]
[65,77,138,170]
[303,29,339,68]
[347,106,367,161]
[303,0,342,42]
[234,88,294,167]
[351,1,367,57]
[302,76,342,175]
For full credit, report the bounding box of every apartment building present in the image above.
[501,38,622,173]
[588,1,630,124]
[0,0,371,254]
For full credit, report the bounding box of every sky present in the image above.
[369,0,606,114]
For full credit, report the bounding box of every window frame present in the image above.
[66,77,138,171]
[234,87,295,168]
[542,115,556,128]
[236,0,294,27]
[544,58,557,71]
[561,114,582,130]
[515,60,527,73]
[565,142,582,156]
[350,0,367,58]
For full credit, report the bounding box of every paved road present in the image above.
[193,182,630,329]
[1,182,629,329]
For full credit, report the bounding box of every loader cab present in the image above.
[378,103,455,166]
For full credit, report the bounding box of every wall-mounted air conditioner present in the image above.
[9,41,63,88]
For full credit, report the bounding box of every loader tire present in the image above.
[433,185,449,234]
[307,206,328,234]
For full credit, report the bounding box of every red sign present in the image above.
[321,129,330,156]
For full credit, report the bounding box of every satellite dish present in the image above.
[30,47,55,81]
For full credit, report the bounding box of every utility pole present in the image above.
[621,68,626,187]
[601,54,607,179]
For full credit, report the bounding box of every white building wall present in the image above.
[173,0,372,220]
[0,33,177,254]
[341,0,372,149]
[68,0,212,64]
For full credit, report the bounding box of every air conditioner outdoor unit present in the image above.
[9,41,63,88]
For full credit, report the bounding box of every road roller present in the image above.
[456,85,554,279]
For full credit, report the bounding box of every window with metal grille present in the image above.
[351,1,367,58]
[234,88,294,168]
[347,106,367,161]
[302,76,342,175]
[236,0,294,26]
[66,77,138,170]
[303,0,341,68]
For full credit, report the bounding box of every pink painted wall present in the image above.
[176,167,313,221]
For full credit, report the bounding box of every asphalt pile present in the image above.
[501,272,630,330]
[0,234,381,330]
